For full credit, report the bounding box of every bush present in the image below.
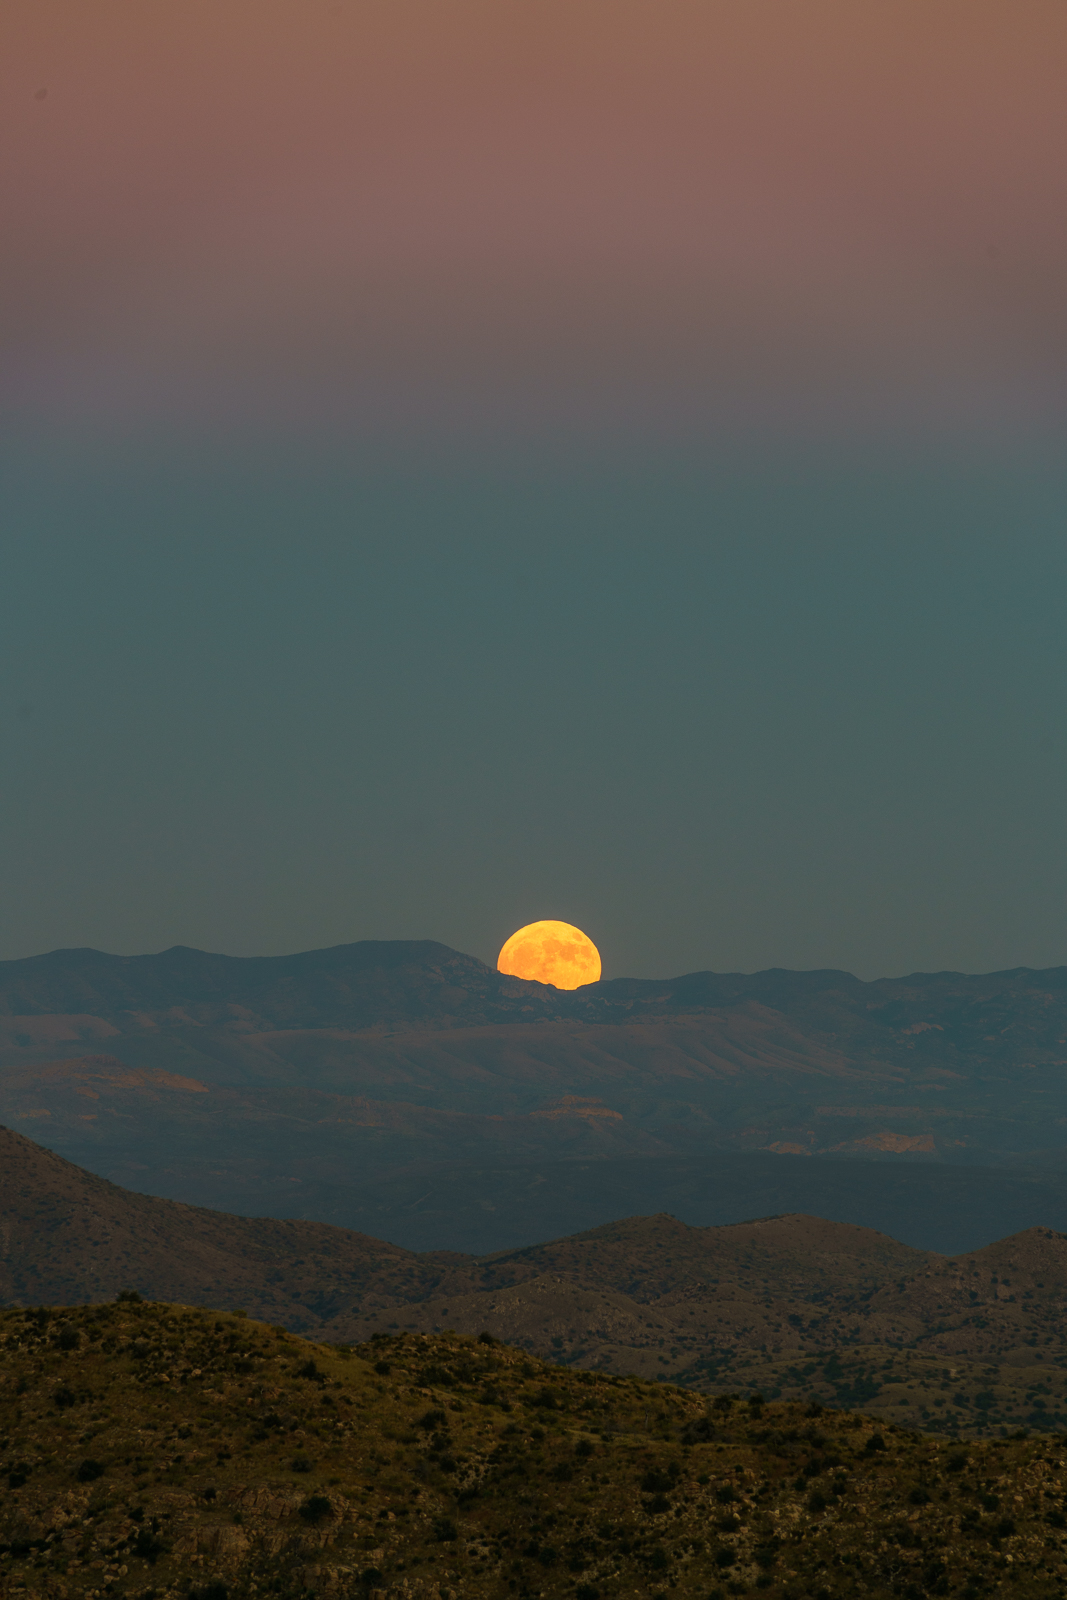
[76,1459,104,1483]
[116,1290,143,1304]
[433,1517,457,1542]
[865,1433,886,1453]
[290,1456,313,1473]
[298,1495,333,1525]
[132,1528,165,1563]
[53,1385,76,1409]
[56,1328,80,1351]
[418,1408,447,1431]
[296,1359,321,1381]
[418,1364,454,1387]
[374,1360,391,1376]
[909,1486,932,1506]
[477,1330,495,1344]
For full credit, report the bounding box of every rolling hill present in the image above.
[7,1126,1067,1440]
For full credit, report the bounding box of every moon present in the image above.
[496,920,602,990]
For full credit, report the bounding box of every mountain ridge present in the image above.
[8,941,1067,1253]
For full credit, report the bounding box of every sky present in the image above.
[3,1,1067,980]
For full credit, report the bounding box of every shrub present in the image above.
[418,1364,454,1387]
[132,1528,165,1563]
[298,1495,333,1525]
[53,1385,76,1409]
[418,1408,447,1431]
[865,1433,886,1453]
[76,1459,104,1483]
[433,1517,457,1542]
[117,1290,143,1304]
[290,1456,313,1473]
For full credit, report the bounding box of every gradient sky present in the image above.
[3,1,1067,979]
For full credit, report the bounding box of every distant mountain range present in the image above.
[5,940,1067,1251]
[6,1125,1067,1439]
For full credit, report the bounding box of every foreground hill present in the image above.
[7,1127,1067,1439]
[3,1300,1067,1600]
[6,945,1067,1244]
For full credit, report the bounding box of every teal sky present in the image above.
[4,438,1066,980]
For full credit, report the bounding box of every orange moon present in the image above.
[496,920,602,990]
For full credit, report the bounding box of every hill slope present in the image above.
[3,1301,1067,1600]
[0,1125,466,1333]
[8,1127,1067,1438]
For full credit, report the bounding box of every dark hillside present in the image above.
[3,1301,1067,1600]
[0,1126,469,1334]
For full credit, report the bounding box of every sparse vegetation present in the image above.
[3,1299,1067,1597]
